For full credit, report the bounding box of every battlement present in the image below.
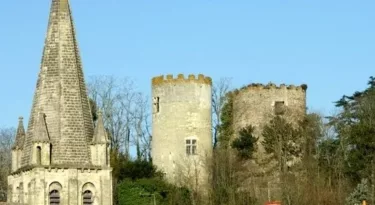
[152,74,212,86]
[232,82,308,95]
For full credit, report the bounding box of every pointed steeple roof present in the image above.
[21,0,94,166]
[32,113,50,143]
[12,117,25,150]
[92,111,109,144]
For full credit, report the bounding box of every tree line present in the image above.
[1,75,375,205]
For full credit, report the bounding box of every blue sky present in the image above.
[0,0,374,128]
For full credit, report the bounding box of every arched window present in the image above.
[82,190,93,205]
[36,146,41,165]
[49,190,60,205]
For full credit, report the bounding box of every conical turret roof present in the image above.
[21,0,94,166]
[32,113,50,143]
[92,112,109,144]
[12,117,25,150]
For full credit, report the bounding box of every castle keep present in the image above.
[151,74,213,189]
[232,83,307,158]
[8,0,113,204]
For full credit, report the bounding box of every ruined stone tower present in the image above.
[232,83,307,167]
[8,0,113,204]
[151,74,212,189]
[229,83,307,201]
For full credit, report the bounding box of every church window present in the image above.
[83,190,93,205]
[37,146,42,165]
[49,190,60,205]
[186,139,197,155]
[274,101,285,115]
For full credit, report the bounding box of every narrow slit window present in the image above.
[37,146,42,165]
[153,97,160,113]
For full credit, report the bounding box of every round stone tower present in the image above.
[232,83,307,157]
[151,74,212,189]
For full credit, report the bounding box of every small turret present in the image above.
[31,113,51,166]
[11,117,25,172]
[90,111,110,167]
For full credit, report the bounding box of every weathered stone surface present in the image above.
[21,0,94,167]
[8,0,113,204]
[12,117,25,150]
[8,168,112,205]
[231,83,307,200]
[232,83,307,158]
[151,74,213,190]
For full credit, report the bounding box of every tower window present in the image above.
[83,190,93,205]
[49,190,60,205]
[37,146,42,165]
[274,101,285,115]
[153,97,160,113]
[186,139,197,155]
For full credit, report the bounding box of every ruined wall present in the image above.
[7,167,112,205]
[232,83,307,158]
[151,74,212,189]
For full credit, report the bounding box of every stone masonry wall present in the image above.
[232,83,307,159]
[8,168,112,205]
[151,74,212,189]
[21,0,94,167]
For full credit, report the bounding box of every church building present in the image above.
[7,0,113,204]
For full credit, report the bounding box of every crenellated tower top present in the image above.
[231,82,308,96]
[152,74,212,86]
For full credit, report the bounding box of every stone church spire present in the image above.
[21,0,94,166]
[12,117,25,150]
[92,112,109,144]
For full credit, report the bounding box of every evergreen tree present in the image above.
[231,125,258,160]
[262,116,302,173]
[328,76,375,184]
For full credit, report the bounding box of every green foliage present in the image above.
[117,178,192,205]
[118,158,164,181]
[262,116,302,172]
[299,113,322,159]
[210,148,258,205]
[231,125,258,159]
[112,153,163,181]
[218,93,234,148]
[328,76,375,184]
[346,178,369,205]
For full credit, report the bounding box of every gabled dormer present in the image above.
[90,111,110,167]
[11,117,25,172]
[31,113,51,166]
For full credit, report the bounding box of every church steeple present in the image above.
[11,117,25,172]
[12,117,25,150]
[92,112,109,144]
[21,0,94,167]
[7,2,113,204]
[90,111,110,167]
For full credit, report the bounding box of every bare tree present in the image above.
[87,75,137,156]
[130,92,152,160]
[0,127,15,201]
[212,77,232,148]
[87,75,153,160]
